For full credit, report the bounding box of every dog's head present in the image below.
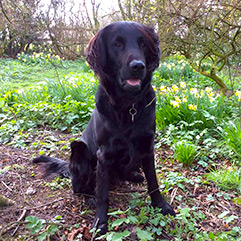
[86,21,160,93]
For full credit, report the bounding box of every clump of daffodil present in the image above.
[159,85,168,95]
[205,87,213,93]
[182,95,187,103]
[209,97,215,102]
[170,100,180,108]
[188,104,197,111]
[208,92,215,98]
[190,87,200,98]
[180,81,186,88]
[174,96,181,103]
[235,90,241,102]
[172,84,179,92]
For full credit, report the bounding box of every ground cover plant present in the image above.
[0,53,240,240]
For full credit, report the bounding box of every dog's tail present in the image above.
[32,155,70,179]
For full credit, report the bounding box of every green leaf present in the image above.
[218,210,230,219]
[48,224,58,235]
[128,215,138,224]
[206,194,215,202]
[0,99,5,108]
[224,215,238,224]
[208,232,215,240]
[111,230,130,241]
[108,209,127,216]
[136,228,153,241]
[111,218,129,228]
[150,217,159,226]
[38,232,48,241]
[30,218,45,235]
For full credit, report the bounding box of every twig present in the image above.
[0,221,25,238]
[0,209,28,237]
[21,197,66,211]
[11,208,28,236]
[1,181,13,192]
[170,187,178,205]
[91,218,99,241]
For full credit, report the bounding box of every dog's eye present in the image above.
[139,42,146,49]
[114,42,122,48]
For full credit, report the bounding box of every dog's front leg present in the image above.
[92,149,110,235]
[142,154,176,216]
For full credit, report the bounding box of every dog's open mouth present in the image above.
[125,79,141,86]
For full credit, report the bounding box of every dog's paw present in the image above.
[91,217,108,235]
[160,202,176,217]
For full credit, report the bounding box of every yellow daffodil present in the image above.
[170,100,180,108]
[160,85,166,91]
[208,92,214,98]
[174,96,181,103]
[209,97,214,102]
[17,89,24,94]
[172,84,179,92]
[159,85,167,94]
[188,104,197,111]
[190,87,198,95]
[182,96,187,103]
[205,87,213,93]
[235,90,241,102]
[180,81,186,88]
[190,87,200,98]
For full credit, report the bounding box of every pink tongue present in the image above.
[126,79,141,86]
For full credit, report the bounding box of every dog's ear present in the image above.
[70,140,90,158]
[86,29,106,78]
[142,25,161,71]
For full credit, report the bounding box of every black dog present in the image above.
[33,21,175,234]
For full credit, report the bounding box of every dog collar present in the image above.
[129,97,156,123]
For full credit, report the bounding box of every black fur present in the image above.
[33,21,175,234]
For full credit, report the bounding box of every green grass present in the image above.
[207,167,241,193]
[173,141,198,166]
[0,56,89,90]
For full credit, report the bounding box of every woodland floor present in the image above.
[0,130,240,241]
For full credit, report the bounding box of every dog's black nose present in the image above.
[129,60,145,71]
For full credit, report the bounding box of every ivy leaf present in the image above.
[136,228,153,241]
[48,224,58,235]
[38,232,47,241]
